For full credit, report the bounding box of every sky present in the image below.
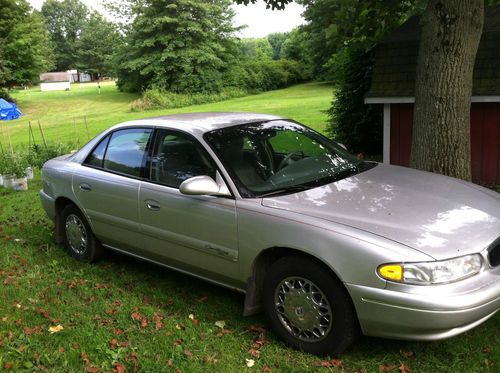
[28,0,305,38]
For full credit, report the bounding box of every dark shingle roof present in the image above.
[366,5,500,98]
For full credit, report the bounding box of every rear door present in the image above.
[73,127,153,252]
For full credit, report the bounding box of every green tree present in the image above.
[281,28,311,65]
[41,0,89,71]
[239,38,273,60]
[267,32,288,60]
[75,12,123,78]
[0,0,54,87]
[116,0,239,93]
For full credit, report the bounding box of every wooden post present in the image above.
[38,120,48,150]
[84,115,90,140]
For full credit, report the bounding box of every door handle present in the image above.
[145,200,160,211]
[79,183,92,192]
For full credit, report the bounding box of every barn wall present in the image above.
[389,102,500,186]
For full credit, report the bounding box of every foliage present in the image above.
[41,0,90,71]
[130,87,248,111]
[27,143,73,169]
[0,151,29,178]
[267,32,289,60]
[75,12,124,77]
[116,0,239,94]
[296,0,425,154]
[0,88,15,102]
[0,0,54,87]
[234,0,292,10]
[281,28,313,68]
[326,46,382,154]
[238,38,273,60]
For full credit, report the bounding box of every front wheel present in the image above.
[61,204,103,262]
[263,256,359,355]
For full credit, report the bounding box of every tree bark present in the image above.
[411,0,484,181]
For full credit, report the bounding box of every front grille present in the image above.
[488,239,500,267]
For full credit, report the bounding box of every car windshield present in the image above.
[204,120,377,197]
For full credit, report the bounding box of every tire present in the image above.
[60,204,103,262]
[263,255,359,355]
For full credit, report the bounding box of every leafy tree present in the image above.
[281,28,311,66]
[239,38,273,60]
[0,0,54,87]
[116,0,240,93]
[267,32,288,60]
[75,12,123,78]
[41,0,89,71]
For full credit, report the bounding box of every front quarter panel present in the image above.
[236,199,433,289]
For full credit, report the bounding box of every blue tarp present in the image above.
[0,99,22,120]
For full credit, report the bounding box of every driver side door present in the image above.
[138,129,240,284]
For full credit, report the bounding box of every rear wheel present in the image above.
[263,256,359,355]
[61,204,103,262]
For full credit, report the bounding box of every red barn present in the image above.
[365,5,500,186]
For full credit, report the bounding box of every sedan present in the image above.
[40,112,500,355]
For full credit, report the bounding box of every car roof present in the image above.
[114,112,284,133]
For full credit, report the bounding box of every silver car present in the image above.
[40,112,500,355]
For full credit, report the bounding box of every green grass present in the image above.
[1,83,499,371]
[0,177,498,372]
[4,81,333,149]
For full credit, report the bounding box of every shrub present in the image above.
[0,89,15,103]
[130,87,248,112]
[326,46,382,155]
[27,143,73,169]
[0,151,28,178]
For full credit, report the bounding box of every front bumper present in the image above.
[346,265,500,340]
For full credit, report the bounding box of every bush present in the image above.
[130,87,248,111]
[0,151,28,178]
[27,143,73,169]
[326,46,382,155]
[0,88,15,103]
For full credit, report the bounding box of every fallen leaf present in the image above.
[140,318,148,328]
[198,295,208,302]
[113,362,126,373]
[113,328,124,335]
[248,348,260,358]
[183,349,193,359]
[400,349,414,358]
[48,325,64,334]
[3,362,13,370]
[173,339,183,347]
[109,339,118,349]
[399,362,411,373]
[215,320,225,329]
[262,367,272,372]
[216,329,233,337]
[175,323,185,330]
[483,346,492,353]
[315,359,343,368]
[58,347,65,353]
[167,359,173,367]
[379,364,397,372]
[23,326,42,336]
[246,358,255,368]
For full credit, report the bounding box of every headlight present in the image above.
[377,254,482,285]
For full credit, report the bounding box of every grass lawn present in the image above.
[0,83,498,371]
[4,81,333,149]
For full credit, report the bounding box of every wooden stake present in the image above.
[28,121,36,146]
[38,120,48,149]
[84,115,90,140]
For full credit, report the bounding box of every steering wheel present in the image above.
[277,150,304,171]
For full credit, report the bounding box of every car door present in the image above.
[73,127,153,252]
[138,129,239,282]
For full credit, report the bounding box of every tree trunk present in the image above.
[411,0,484,181]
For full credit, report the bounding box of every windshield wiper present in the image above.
[258,184,312,198]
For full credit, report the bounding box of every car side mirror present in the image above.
[179,175,230,197]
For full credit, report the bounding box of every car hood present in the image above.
[262,164,500,260]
